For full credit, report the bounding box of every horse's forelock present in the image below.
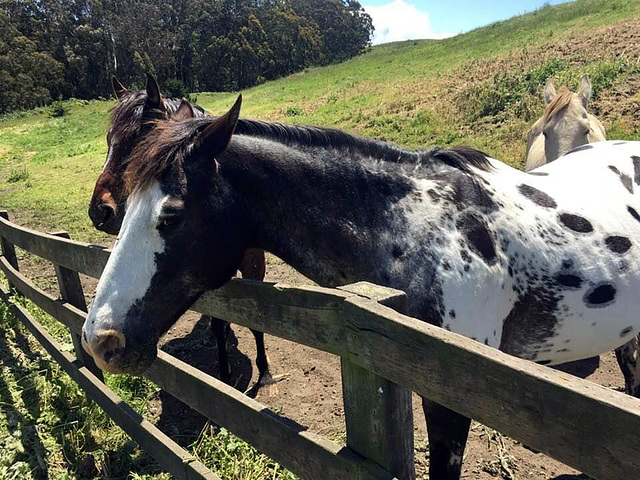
[125,119,205,194]
[543,87,576,122]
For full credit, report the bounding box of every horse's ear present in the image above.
[578,74,592,108]
[194,95,242,157]
[543,79,556,105]
[145,73,164,109]
[112,76,129,99]
[172,100,194,121]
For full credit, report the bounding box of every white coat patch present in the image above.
[84,181,167,343]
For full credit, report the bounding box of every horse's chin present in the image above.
[94,346,157,376]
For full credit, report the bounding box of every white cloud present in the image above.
[363,0,455,45]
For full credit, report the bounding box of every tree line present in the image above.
[0,0,374,114]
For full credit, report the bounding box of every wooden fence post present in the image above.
[50,231,104,382]
[0,211,19,293]
[339,282,415,480]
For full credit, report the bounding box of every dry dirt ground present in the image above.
[15,237,624,480]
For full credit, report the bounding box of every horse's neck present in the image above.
[222,136,423,288]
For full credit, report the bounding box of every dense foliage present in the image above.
[0,0,373,114]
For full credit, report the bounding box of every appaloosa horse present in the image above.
[525,74,606,171]
[88,76,275,389]
[526,76,640,398]
[82,97,640,479]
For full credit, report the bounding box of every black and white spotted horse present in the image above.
[81,97,640,479]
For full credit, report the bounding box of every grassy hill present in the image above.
[1,0,640,478]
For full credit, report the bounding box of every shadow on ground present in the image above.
[155,313,255,443]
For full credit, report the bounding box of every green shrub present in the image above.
[49,99,69,118]
[165,79,188,99]
[284,106,304,116]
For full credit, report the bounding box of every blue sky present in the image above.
[362,0,573,44]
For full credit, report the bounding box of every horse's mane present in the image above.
[543,87,574,122]
[109,90,206,139]
[125,116,491,193]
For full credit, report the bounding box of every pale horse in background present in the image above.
[525,74,606,171]
[525,75,640,398]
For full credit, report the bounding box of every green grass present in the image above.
[1,0,640,478]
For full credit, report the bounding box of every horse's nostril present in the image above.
[98,204,114,225]
[94,329,126,364]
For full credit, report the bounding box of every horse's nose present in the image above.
[89,203,115,227]
[83,329,126,366]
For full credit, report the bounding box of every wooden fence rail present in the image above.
[2,211,640,480]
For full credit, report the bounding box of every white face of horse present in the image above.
[82,181,168,373]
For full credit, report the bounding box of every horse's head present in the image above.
[540,75,604,161]
[88,74,196,235]
[82,97,248,374]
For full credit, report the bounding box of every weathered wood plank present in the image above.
[146,351,394,480]
[341,296,640,480]
[51,231,104,382]
[192,280,352,355]
[0,210,20,292]
[0,255,86,334]
[339,283,414,480]
[0,288,219,480]
[0,214,109,278]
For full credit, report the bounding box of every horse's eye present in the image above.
[157,215,182,232]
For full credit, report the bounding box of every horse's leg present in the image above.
[422,398,471,480]
[614,333,640,397]
[209,316,232,384]
[239,248,279,391]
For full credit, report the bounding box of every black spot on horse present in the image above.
[609,165,634,193]
[632,156,640,186]
[613,141,627,145]
[441,259,451,271]
[555,273,582,289]
[628,206,640,223]
[449,309,456,318]
[484,338,489,345]
[620,326,633,338]
[537,360,551,365]
[527,171,549,177]
[567,144,593,154]
[558,213,593,233]
[517,184,557,208]
[583,283,616,308]
[500,283,560,358]
[444,173,497,212]
[456,212,497,265]
[392,244,404,258]
[605,236,632,254]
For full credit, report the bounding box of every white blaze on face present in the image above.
[83,181,168,352]
[101,129,116,173]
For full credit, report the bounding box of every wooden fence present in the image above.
[1,210,640,480]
